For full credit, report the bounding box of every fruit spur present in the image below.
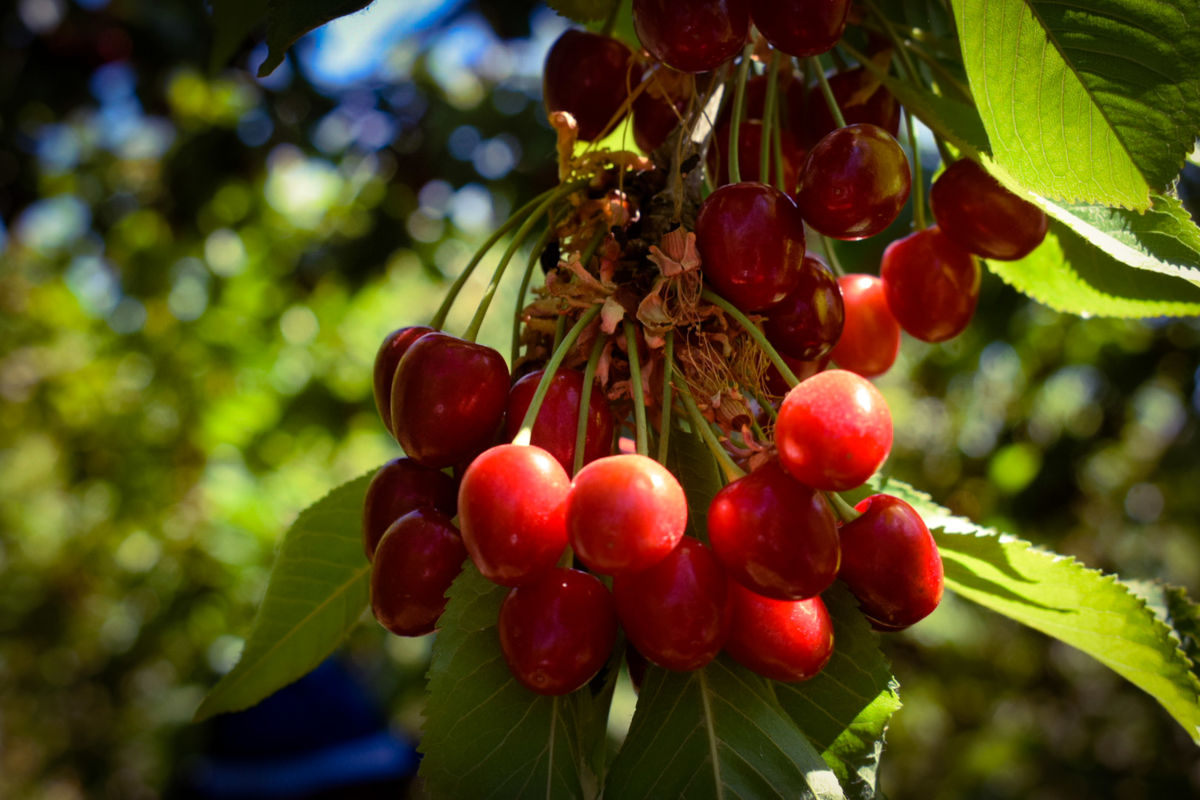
[362,12,1049,696]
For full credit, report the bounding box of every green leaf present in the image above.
[878,478,1200,744]
[547,0,619,24]
[194,473,372,721]
[605,656,845,799]
[419,564,613,799]
[775,584,901,799]
[258,0,374,77]
[209,0,269,73]
[1128,581,1200,685]
[950,0,1200,209]
[665,423,724,541]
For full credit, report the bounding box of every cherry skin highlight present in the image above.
[763,253,844,361]
[750,0,849,57]
[362,457,458,562]
[724,581,834,681]
[829,274,901,378]
[543,30,642,142]
[880,226,981,343]
[505,368,615,476]
[930,158,1048,260]
[633,0,750,74]
[370,508,466,637]
[373,325,434,434]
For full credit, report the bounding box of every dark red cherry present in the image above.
[370,508,466,637]
[707,120,805,189]
[839,494,943,630]
[633,0,750,74]
[880,226,981,343]
[362,457,458,561]
[930,159,1048,260]
[373,326,434,434]
[695,181,806,311]
[707,459,840,600]
[794,66,900,148]
[505,368,615,476]
[613,538,731,671]
[499,567,617,695]
[829,274,901,378]
[795,123,911,240]
[633,71,692,153]
[390,332,509,468]
[544,30,642,141]
[763,253,844,361]
[724,580,834,681]
[750,0,849,57]
[764,352,827,396]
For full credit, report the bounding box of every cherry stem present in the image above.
[933,132,956,168]
[551,312,567,355]
[820,232,845,277]
[728,42,755,185]
[906,110,927,231]
[511,222,556,365]
[760,50,781,186]
[656,329,675,464]
[701,288,799,388]
[864,0,923,87]
[771,106,786,191]
[573,331,606,476]
[680,388,745,483]
[826,491,862,524]
[513,305,602,446]
[600,0,619,35]
[623,319,650,457]
[809,57,847,129]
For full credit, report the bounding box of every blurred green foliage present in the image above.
[0,1,1198,799]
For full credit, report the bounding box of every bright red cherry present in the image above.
[763,253,844,361]
[373,326,434,434]
[775,369,892,491]
[390,332,509,468]
[880,226,981,343]
[707,120,804,189]
[795,123,911,240]
[794,67,900,148]
[930,158,1048,260]
[544,30,642,142]
[750,0,849,57]
[707,459,840,599]
[633,0,750,74]
[567,454,687,575]
[839,494,944,630]
[695,181,806,311]
[498,568,617,695]
[613,538,731,671]
[724,581,834,681]
[362,457,458,561]
[457,444,570,586]
[370,508,466,637]
[829,274,901,378]
[504,368,615,476]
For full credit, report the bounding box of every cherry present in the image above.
[390,332,509,468]
[763,253,844,361]
[372,325,434,435]
[633,0,750,74]
[362,457,458,561]
[707,459,840,599]
[695,181,806,312]
[794,66,900,148]
[613,537,731,671]
[544,30,642,142]
[828,274,901,378]
[764,352,827,396]
[707,120,804,190]
[633,71,692,153]
[775,369,893,491]
[880,226,981,343]
[795,123,911,240]
[929,158,1048,260]
[724,580,834,681]
[567,454,687,575]
[369,508,466,637]
[750,0,849,57]
[457,444,570,586]
[739,72,805,123]
[504,368,615,476]
[498,567,617,695]
[838,494,944,630]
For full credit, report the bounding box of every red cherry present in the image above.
[880,226,981,343]
[390,332,509,468]
[504,368,615,476]
[795,123,911,240]
[708,459,840,599]
[369,508,466,637]
[633,73,692,153]
[724,580,834,681]
[707,120,805,189]
[544,30,642,142]
[839,494,944,630]
[613,538,731,671]
[373,326,434,434]
[457,444,570,586]
[633,0,750,74]
[763,253,844,361]
[567,454,687,575]
[829,274,901,378]
[362,457,458,561]
[794,67,900,148]
[750,0,849,57]
[498,568,617,695]
[930,159,1048,260]
[775,369,892,491]
[695,181,806,311]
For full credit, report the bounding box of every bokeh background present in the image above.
[2,1,1199,798]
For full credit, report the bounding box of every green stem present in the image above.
[826,491,862,524]
[656,330,675,464]
[906,110,927,230]
[728,42,755,184]
[680,389,745,483]
[702,288,800,388]
[514,305,602,445]
[933,132,956,168]
[864,0,922,84]
[511,223,556,365]
[623,319,649,457]
[820,232,845,277]
[551,312,567,355]
[600,0,619,35]
[809,57,847,129]
[760,50,781,184]
[573,332,606,476]
[772,106,786,191]
[578,225,608,269]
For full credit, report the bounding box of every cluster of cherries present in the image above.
[362,3,1051,696]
